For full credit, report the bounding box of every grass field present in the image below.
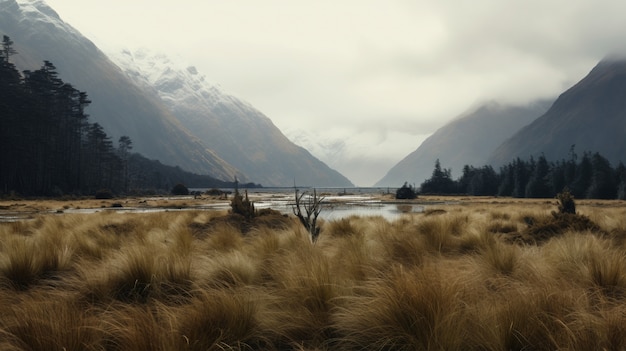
[1,196,626,350]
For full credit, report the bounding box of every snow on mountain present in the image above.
[110,48,353,187]
[14,0,66,29]
[11,0,86,50]
[113,49,236,110]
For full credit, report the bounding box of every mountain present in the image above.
[0,0,242,181]
[488,57,626,167]
[375,100,552,187]
[111,49,353,187]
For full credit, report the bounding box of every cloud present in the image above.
[45,0,626,185]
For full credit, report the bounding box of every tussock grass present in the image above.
[175,288,264,350]
[325,217,360,237]
[0,291,101,350]
[78,243,194,304]
[98,303,177,350]
[201,252,260,288]
[334,264,468,350]
[0,235,74,289]
[204,223,245,252]
[2,199,626,349]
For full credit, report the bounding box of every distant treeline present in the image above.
[0,35,248,197]
[420,150,626,199]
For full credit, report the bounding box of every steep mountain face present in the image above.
[112,49,353,187]
[488,57,626,167]
[0,0,240,181]
[375,100,552,187]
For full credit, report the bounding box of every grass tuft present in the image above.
[1,199,626,349]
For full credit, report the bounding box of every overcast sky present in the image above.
[43,0,626,186]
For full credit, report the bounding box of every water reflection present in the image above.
[254,199,424,222]
[1,193,428,223]
[321,203,424,221]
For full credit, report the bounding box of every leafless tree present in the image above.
[292,188,325,243]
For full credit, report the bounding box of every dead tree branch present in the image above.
[292,188,325,243]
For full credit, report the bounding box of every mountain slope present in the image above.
[112,49,354,187]
[488,57,626,167]
[375,100,552,187]
[0,0,240,181]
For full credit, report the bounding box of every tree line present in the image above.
[419,149,626,200]
[0,35,241,197]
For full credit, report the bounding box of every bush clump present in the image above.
[230,188,255,220]
[171,183,189,196]
[506,191,604,245]
[205,188,225,196]
[395,182,418,200]
[556,188,576,214]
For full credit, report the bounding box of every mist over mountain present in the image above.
[375,100,553,187]
[488,57,626,167]
[110,49,353,187]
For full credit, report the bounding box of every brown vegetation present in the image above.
[0,198,626,350]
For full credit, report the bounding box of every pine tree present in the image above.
[1,35,17,63]
[420,159,456,194]
[512,158,529,198]
[586,153,616,199]
[571,152,592,197]
[118,136,133,193]
[497,163,515,197]
[525,154,551,198]
[0,36,23,194]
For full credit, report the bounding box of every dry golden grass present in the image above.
[1,197,626,350]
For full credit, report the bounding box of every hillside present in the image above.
[375,100,552,187]
[111,49,353,187]
[0,0,242,181]
[488,57,626,167]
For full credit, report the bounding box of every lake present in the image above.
[0,187,435,222]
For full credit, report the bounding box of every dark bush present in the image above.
[556,188,576,214]
[395,182,418,200]
[171,183,189,196]
[507,212,604,245]
[230,188,255,219]
[205,188,224,196]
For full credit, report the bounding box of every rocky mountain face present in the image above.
[111,49,353,187]
[375,100,552,187]
[488,57,626,167]
[1,0,352,187]
[0,0,240,181]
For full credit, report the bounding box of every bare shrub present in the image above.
[292,188,324,243]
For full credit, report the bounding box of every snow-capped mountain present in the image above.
[1,0,240,180]
[110,49,353,187]
[1,0,352,187]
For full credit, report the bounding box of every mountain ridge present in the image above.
[487,57,626,167]
[1,0,242,181]
[375,100,553,187]
[2,0,353,187]
[110,48,354,187]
